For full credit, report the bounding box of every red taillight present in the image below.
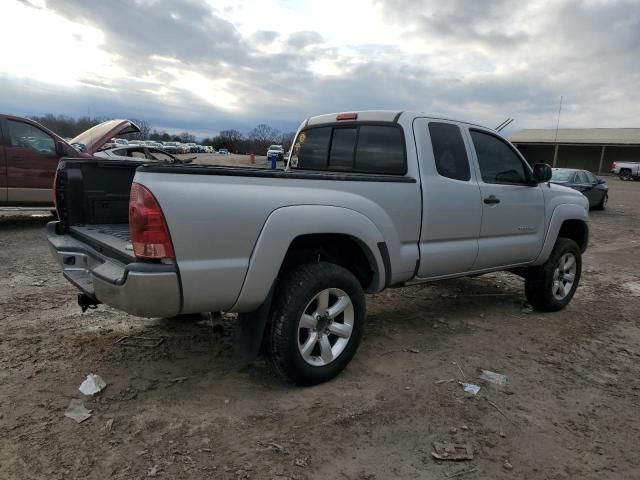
[129,182,174,259]
[336,112,358,121]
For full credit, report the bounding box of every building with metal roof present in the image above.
[509,128,640,174]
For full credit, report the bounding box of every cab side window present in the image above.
[7,120,56,155]
[470,130,529,185]
[428,122,470,181]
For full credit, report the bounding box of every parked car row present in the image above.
[95,145,194,164]
[102,138,218,154]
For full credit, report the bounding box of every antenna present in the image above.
[495,118,514,132]
[554,96,563,143]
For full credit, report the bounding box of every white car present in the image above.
[267,144,284,161]
[102,137,129,149]
[162,142,180,154]
[95,145,193,163]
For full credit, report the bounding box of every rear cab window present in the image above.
[290,123,406,175]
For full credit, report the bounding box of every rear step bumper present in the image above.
[47,221,181,318]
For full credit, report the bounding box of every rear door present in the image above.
[5,118,59,205]
[574,170,597,206]
[413,119,483,278]
[0,120,7,203]
[467,128,545,270]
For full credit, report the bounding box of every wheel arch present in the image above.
[532,204,589,266]
[230,205,387,312]
[558,219,589,252]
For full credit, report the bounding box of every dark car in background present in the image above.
[0,114,139,207]
[550,168,608,210]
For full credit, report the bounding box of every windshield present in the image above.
[551,169,574,181]
[269,145,283,150]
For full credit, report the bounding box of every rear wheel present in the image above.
[619,169,632,181]
[265,262,365,385]
[525,238,582,312]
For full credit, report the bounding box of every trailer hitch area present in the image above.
[78,293,101,313]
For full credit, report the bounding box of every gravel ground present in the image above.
[1,179,639,479]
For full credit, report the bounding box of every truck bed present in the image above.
[70,224,135,263]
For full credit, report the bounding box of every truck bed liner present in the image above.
[70,224,135,263]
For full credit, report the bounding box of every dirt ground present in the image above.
[1,179,639,480]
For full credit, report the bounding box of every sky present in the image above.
[0,0,638,138]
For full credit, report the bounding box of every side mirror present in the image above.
[533,163,552,183]
[55,140,67,156]
[597,178,606,184]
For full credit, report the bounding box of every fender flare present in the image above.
[230,205,386,312]
[532,203,589,266]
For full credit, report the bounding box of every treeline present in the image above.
[202,125,296,154]
[29,114,294,154]
[29,114,152,140]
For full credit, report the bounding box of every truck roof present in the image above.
[305,110,488,130]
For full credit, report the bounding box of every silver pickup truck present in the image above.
[48,110,590,385]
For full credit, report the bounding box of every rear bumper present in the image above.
[47,221,181,318]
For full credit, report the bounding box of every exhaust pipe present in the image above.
[78,293,101,313]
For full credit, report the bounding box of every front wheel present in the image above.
[265,262,365,385]
[525,238,582,312]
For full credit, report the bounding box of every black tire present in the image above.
[265,262,365,386]
[525,238,582,312]
[594,193,607,210]
[619,169,631,181]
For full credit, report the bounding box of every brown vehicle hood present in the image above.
[70,119,140,155]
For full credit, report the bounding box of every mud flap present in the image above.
[233,284,275,365]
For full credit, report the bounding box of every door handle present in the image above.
[483,195,500,205]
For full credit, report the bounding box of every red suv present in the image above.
[0,115,139,207]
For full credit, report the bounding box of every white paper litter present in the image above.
[479,370,508,386]
[64,399,92,423]
[460,382,481,395]
[79,373,107,395]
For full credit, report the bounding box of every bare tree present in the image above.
[127,119,152,140]
[249,124,281,144]
[278,131,296,151]
[179,132,196,143]
[219,129,243,143]
[29,114,107,138]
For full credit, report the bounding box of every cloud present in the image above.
[252,30,279,45]
[0,0,639,138]
[380,0,530,48]
[286,31,324,49]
